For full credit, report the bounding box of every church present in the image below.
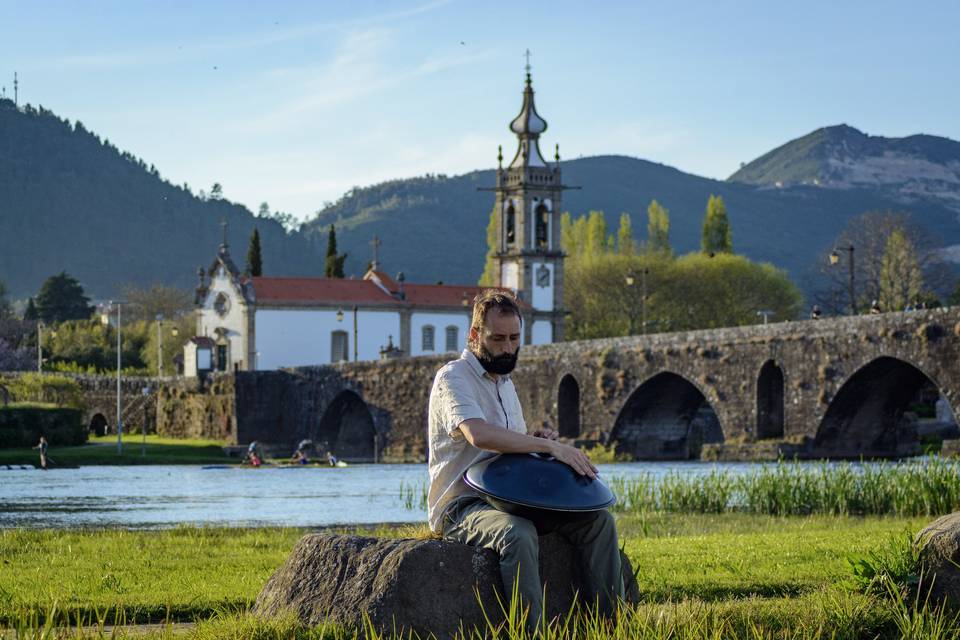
[186,69,568,374]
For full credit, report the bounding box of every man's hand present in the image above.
[547,441,597,479]
[532,428,559,441]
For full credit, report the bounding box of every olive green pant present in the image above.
[441,497,624,628]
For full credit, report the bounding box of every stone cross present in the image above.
[370,235,381,271]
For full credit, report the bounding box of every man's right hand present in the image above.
[547,441,598,479]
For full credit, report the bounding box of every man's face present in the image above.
[473,309,521,375]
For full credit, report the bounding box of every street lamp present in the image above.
[110,300,127,455]
[829,245,856,314]
[155,314,164,378]
[37,321,44,372]
[756,309,774,325]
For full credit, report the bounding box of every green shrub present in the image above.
[0,407,87,447]
[5,373,86,410]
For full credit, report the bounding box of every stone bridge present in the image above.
[1,372,158,437]
[159,307,960,462]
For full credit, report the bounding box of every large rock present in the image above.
[916,512,960,605]
[253,533,639,638]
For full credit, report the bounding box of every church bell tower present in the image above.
[491,62,567,344]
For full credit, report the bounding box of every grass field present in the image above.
[0,435,233,467]
[0,514,942,639]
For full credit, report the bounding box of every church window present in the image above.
[505,203,516,246]
[422,325,435,352]
[535,203,549,249]
[445,326,459,352]
[331,331,349,363]
[214,292,230,317]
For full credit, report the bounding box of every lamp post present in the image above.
[111,300,125,455]
[37,321,44,372]
[353,306,359,361]
[141,386,150,457]
[155,314,164,378]
[829,245,856,315]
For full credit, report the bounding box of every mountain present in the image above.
[729,125,960,212]
[0,98,321,299]
[303,154,960,290]
[3,100,959,303]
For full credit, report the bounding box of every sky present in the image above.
[2,0,958,222]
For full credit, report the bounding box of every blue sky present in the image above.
[2,1,957,220]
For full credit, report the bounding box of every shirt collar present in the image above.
[461,348,509,382]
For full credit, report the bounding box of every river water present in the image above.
[0,461,864,529]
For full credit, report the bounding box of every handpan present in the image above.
[463,453,616,532]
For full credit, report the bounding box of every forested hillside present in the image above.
[0,98,320,299]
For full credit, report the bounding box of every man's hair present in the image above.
[469,289,522,348]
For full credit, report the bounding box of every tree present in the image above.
[0,338,33,371]
[23,298,38,322]
[879,229,923,311]
[701,195,732,255]
[209,182,223,200]
[646,200,671,254]
[324,225,347,278]
[246,228,263,276]
[119,284,193,323]
[811,211,950,314]
[616,213,635,256]
[0,279,11,319]
[584,211,609,260]
[35,271,93,323]
[258,202,270,218]
[478,207,498,286]
[950,280,960,307]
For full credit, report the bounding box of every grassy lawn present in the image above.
[0,435,233,467]
[0,514,936,638]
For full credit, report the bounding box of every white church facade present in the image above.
[186,70,566,374]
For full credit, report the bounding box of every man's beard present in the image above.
[475,345,520,375]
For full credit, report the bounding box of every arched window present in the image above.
[535,202,549,249]
[505,203,516,246]
[445,326,459,352]
[331,330,349,363]
[422,325,435,352]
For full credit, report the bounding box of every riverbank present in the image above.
[0,514,935,638]
[0,435,233,467]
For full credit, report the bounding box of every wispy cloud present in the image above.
[48,0,453,71]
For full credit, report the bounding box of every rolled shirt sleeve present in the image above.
[435,369,486,438]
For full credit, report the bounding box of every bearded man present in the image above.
[427,290,623,628]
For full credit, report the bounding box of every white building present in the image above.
[186,69,565,374]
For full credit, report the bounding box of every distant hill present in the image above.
[303,154,960,291]
[0,98,321,299]
[3,100,959,303]
[729,124,960,212]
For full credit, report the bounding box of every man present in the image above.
[427,290,623,628]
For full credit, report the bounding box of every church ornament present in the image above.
[214,292,231,317]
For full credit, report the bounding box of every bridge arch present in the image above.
[557,374,580,439]
[315,390,377,462]
[756,360,785,439]
[89,413,108,437]
[610,371,724,460]
[815,356,942,457]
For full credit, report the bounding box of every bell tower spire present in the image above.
[484,57,571,345]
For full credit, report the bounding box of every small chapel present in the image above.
[186,68,568,374]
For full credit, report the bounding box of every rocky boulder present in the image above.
[253,533,639,638]
[916,512,960,605]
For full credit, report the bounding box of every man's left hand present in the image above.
[533,428,559,441]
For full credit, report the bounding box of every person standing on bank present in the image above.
[427,290,623,628]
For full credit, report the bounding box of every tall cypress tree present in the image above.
[246,228,263,276]
[325,224,347,278]
[647,200,672,255]
[701,195,733,255]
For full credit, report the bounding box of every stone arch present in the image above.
[756,360,785,439]
[89,413,108,436]
[610,371,724,460]
[557,374,580,439]
[315,390,377,462]
[815,356,941,457]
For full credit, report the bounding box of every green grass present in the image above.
[0,435,233,466]
[0,514,935,638]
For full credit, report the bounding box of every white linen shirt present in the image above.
[427,349,527,532]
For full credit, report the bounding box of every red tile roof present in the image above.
[250,277,528,309]
[251,277,396,305]
[364,269,399,293]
